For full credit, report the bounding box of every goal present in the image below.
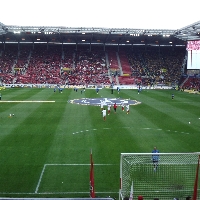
[119,153,200,200]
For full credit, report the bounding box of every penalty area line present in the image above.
[45,163,116,166]
[35,163,116,193]
[35,164,46,194]
[0,101,55,103]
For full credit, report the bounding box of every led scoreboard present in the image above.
[186,40,200,69]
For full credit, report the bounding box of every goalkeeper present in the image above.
[152,146,159,171]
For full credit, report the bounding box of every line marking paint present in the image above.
[0,101,55,103]
[35,163,116,193]
[45,163,115,166]
[35,164,46,193]
[0,191,118,195]
[72,127,191,135]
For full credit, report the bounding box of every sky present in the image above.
[0,0,200,30]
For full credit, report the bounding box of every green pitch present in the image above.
[0,88,199,198]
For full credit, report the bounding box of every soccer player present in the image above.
[113,103,117,113]
[102,108,106,121]
[126,104,129,114]
[152,146,159,171]
[117,87,120,94]
[138,85,141,94]
[111,88,113,94]
[121,102,125,111]
[172,93,174,99]
[107,104,111,115]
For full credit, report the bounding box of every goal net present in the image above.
[119,153,200,200]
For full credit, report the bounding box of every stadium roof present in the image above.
[0,20,200,46]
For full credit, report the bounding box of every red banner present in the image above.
[90,149,95,198]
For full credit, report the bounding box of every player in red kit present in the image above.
[113,103,117,113]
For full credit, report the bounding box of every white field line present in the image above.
[0,101,55,103]
[46,163,115,166]
[35,164,47,193]
[0,191,118,195]
[35,163,116,194]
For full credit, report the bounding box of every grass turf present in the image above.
[0,88,199,198]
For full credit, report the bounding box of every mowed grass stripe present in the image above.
[2,88,47,101]
[0,88,47,113]
[143,89,200,112]
[77,89,148,193]
[37,89,119,194]
[45,88,97,164]
[0,89,66,193]
[114,100,184,153]
[117,89,199,152]
[67,89,121,193]
[0,88,199,198]
[132,90,200,152]
[0,88,57,137]
[139,90,198,128]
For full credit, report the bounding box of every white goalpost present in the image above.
[119,153,200,200]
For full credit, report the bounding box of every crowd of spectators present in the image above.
[127,46,186,87]
[17,45,62,84]
[0,45,110,86]
[0,45,18,84]
[64,48,109,85]
[180,76,200,91]
[0,44,199,89]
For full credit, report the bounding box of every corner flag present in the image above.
[193,155,200,200]
[90,149,95,198]
[129,181,133,200]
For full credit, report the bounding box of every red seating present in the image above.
[118,76,135,85]
[107,51,119,70]
[118,52,132,75]
[0,45,188,87]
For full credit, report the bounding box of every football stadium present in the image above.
[0,1,200,200]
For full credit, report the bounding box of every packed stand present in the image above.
[17,45,62,84]
[69,49,109,85]
[0,44,190,87]
[127,46,185,87]
[181,76,200,91]
[0,45,18,84]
